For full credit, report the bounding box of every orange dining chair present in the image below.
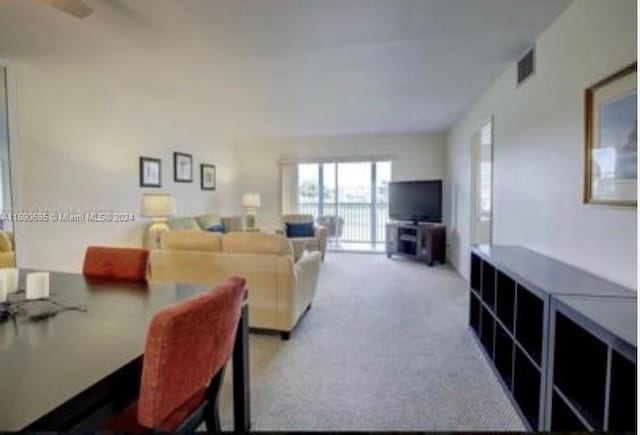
[82,246,149,281]
[105,276,247,432]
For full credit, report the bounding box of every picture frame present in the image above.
[173,152,193,183]
[201,164,216,190]
[139,156,161,188]
[584,62,637,207]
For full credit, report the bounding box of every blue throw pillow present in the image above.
[206,224,225,233]
[286,222,315,238]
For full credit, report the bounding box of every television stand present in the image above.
[385,222,446,266]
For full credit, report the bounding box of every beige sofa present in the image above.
[148,230,321,339]
[280,214,328,261]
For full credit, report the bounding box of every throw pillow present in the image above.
[206,224,225,233]
[285,222,315,238]
[195,214,222,230]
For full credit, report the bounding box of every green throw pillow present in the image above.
[195,214,222,230]
[166,217,199,231]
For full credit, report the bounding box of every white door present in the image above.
[470,119,493,245]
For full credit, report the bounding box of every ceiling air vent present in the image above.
[517,47,535,86]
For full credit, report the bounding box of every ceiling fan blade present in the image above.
[35,0,93,18]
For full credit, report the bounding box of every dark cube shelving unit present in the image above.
[469,245,636,431]
[548,295,637,431]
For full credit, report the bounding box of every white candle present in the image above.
[26,272,50,300]
[0,268,19,293]
[0,277,6,303]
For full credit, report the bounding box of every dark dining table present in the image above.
[0,270,250,431]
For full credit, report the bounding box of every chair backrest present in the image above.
[82,246,149,281]
[137,276,246,429]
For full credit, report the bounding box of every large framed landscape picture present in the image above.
[584,63,637,207]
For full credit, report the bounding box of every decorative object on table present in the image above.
[139,157,162,188]
[200,164,216,190]
[584,62,637,207]
[141,193,176,249]
[0,268,19,295]
[241,193,261,231]
[26,272,50,300]
[173,152,193,183]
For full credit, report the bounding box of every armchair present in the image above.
[280,214,327,261]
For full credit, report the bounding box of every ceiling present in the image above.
[0,0,571,138]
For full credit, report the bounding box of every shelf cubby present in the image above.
[469,292,481,337]
[551,391,589,431]
[496,271,515,333]
[553,312,607,429]
[513,346,541,429]
[470,253,481,292]
[494,323,514,390]
[481,261,495,309]
[515,284,543,365]
[480,305,494,358]
[608,350,636,431]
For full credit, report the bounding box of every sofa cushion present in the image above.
[194,214,222,230]
[161,230,223,252]
[285,222,315,238]
[166,217,199,231]
[223,233,293,257]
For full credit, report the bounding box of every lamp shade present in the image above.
[242,193,261,208]
[141,193,176,218]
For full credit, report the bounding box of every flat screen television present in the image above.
[388,180,442,223]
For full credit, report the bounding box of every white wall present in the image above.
[445,0,637,289]
[9,61,241,272]
[237,132,446,230]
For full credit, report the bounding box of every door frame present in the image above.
[469,116,494,246]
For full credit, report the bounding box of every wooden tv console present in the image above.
[385,222,446,266]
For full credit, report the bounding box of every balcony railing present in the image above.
[298,202,388,244]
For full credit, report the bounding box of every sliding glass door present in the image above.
[297,160,391,249]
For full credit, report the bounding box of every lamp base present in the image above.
[147,221,170,249]
[244,212,257,230]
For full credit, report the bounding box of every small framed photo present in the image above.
[139,157,161,188]
[201,164,216,190]
[174,152,193,183]
[585,63,637,207]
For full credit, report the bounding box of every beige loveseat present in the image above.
[148,230,321,339]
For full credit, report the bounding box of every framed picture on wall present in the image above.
[584,62,637,207]
[201,164,216,190]
[174,152,193,183]
[139,156,161,188]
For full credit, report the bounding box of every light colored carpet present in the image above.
[217,253,525,431]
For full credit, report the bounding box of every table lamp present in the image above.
[241,193,261,230]
[142,193,176,248]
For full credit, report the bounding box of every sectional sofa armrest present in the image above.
[293,250,321,305]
